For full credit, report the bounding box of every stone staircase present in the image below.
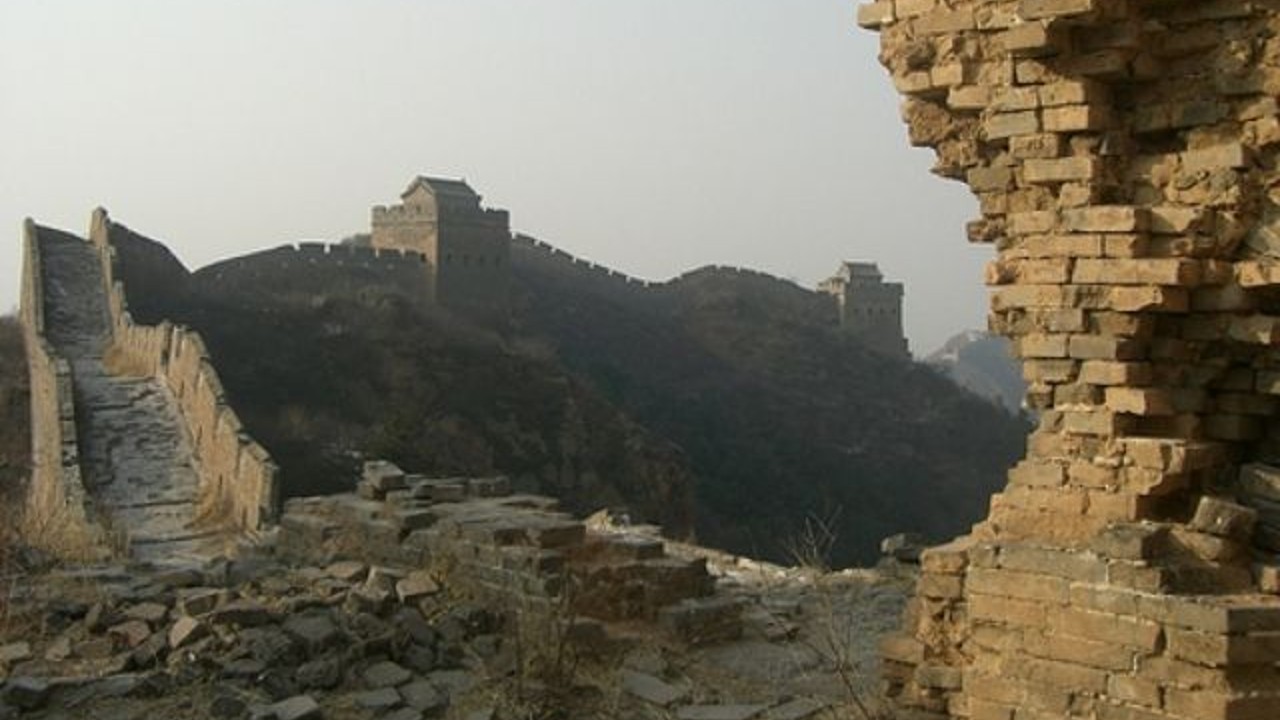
[38,229,218,564]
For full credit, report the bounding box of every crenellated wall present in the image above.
[18,220,105,556]
[89,209,280,531]
[860,1,1280,718]
[190,242,433,310]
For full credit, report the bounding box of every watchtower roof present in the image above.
[836,261,884,282]
[401,176,481,201]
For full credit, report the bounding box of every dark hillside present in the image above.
[511,262,1028,565]
[109,229,697,535]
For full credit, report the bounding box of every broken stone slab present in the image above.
[44,635,72,662]
[1,677,51,711]
[176,588,225,617]
[363,660,413,688]
[383,708,425,720]
[399,679,446,713]
[295,657,342,690]
[880,532,927,563]
[427,669,476,697]
[109,619,153,649]
[211,599,275,627]
[122,597,170,625]
[1189,496,1257,539]
[676,704,769,720]
[210,693,248,719]
[324,560,368,583]
[269,694,323,720]
[221,657,267,679]
[282,612,342,656]
[364,460,408,491]
[75,637,115,660]
[765,698,828,720]
[355,687,403,711]
[168,616,207,649]
[0,644,31,666]
[396,573,441,604]
[621,669,689,707]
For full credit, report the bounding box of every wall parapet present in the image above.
[511,233,659,292]
[19,220,105,557]
[89,208,280,531]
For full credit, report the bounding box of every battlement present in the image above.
[91,209,280,532]
[511,233,658,292]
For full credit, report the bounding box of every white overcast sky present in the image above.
[0,0,987,353]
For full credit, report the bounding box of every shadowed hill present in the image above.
[511,261,1028,565]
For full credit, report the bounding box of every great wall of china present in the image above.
[861,0,1280,717]
[15,2,1280,716]
[20,210,278,565]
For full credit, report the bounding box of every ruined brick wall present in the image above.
[89,209,280,531]
[18,220,106,556]
[859,1,1280,717]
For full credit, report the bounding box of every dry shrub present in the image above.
[102,341,151,378]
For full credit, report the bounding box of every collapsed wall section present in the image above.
[859,1,1280,718]
[88,209,279,531]
[18,220,105,556]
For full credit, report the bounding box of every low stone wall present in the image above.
[88,209,279,531]
[18,220,104,555]
[277,462,739,642]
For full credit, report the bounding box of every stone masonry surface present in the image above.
[859,1,1280,718]
[91,210,278,536]
[33,225,213,564]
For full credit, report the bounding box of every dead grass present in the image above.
[102,341,152,378]
[784,511,895,720]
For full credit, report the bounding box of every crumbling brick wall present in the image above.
[89,209,280,531]
[859,1,1280,717]
[18,220,105,557]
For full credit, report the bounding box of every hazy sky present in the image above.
[1,0,986,353]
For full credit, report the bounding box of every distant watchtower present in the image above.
[818,262,909,358]
[371,176,511,323]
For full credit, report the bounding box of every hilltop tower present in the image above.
[818,261,909,358]
[371,176,511,323]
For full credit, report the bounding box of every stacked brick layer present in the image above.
[859,0,1280,717]
[277,462,739,644]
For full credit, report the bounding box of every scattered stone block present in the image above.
[324,560,368,583]
[0,645,30,666]
[363,660,413,689]
[396,573,441,604]
[676,704,768,720]
[123,602,169,626]
[282,612,341,656]
[168,616,207,649]
[765,698,827,720]
[399,679,446,713]
[355,687,403,711]
[1,678,50,711]
[270,694,322,720]
[295,657,342,690]
[1189,496,1257,539]
[621,670,689,707]
[109,620,153,649]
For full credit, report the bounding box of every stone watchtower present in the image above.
[371,176,511,323]
[818,261,910,358]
